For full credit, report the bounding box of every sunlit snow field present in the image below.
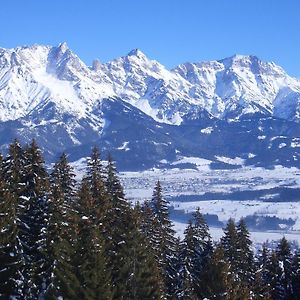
[119,160,300,244]
[71,156,300,244]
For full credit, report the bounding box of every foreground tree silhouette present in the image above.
[179,208,213,299]
[150,180,178,298]
[105,154,133,299]
[76,180,112,299]
[0,178,23,298]
[19,140,50,298]
[45,153,80,299]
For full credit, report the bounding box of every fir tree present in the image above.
[254,243,272,299]
[291,250,300,299]
[276,237,293,299]
[150,180,177,298]
[84,147,110,227]
[236,218,255,295]
[77,181,112,300]
[200,245,237,300]
[105,154,133,299]
[0,178,23,299]
[124,204,164,300]
[45,153,80,299]
[265,250,284,299]
[19,140,50,299]
[179,208,213,299]
[221,218,239,274]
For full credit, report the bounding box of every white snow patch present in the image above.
[200,126,214,134]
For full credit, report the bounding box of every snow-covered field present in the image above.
[119,162,300,244]
[71,156,300,243]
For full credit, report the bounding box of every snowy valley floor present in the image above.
[119,161,300,245]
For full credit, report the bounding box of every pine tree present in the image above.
[124,204,164,300]
[84,147,110,228]
[76,180,112,300]
[291,250,300,299]
[19,140,50,299]
[236,218,254,296]
[221,218,239,273]
[200,245,237,300]
[221,218,251,299]
[179,208,213,299]
[45,153,80,299]
[0,178,23,299]
[265,250,284,299]
[105,154,133,299]
[150,180,177,298]
[0,153,3,179]
[276,237,293,299]
[2,140,27,298]
[254,243,272,299]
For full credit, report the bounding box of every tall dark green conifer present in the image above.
[276,237,293,299]
[179,208,213,299]
[124,204,164,299]
[265,250,284,299]
[45,153,80,299]
[254,243,272,299]
[20,140,49,299]
[291,250,300,299]
[221,218,239,273]
[150,180,177,298]
[85,147,110,227]
[105,154,133,299]
[236,218,255,296]
[200,245,237,300]
[76,180,112,300]
[0,178,23,299]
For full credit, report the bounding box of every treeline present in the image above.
[0,140,300,299]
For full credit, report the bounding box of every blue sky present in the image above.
[1,0,299,76]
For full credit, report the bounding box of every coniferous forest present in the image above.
[1,140,300,300]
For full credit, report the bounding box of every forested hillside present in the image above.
[0,140,299,299]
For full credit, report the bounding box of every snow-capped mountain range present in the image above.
[0,42,299,169]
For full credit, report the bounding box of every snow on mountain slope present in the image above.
[1,43,300,125]
[0,43,115,123]
[173,55,300,120]
[99,49,204,124]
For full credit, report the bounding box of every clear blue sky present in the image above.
[1,0,299,76]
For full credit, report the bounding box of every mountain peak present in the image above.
[57,42,69,52]
[127,48,147,59]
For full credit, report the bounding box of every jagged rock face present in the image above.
[0,43,299,170]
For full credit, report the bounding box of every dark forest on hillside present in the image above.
[0,140,300,299]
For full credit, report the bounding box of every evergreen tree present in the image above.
[179,208,213,299]
[150,180,177,298]
[84,147,110,227]
[0,153,3,179]
[291,250,300,299]
[0,178,23,299]
[124,204,164,300]
[221,218,251,299]
[276,237,293,299]
[105,154,133,299]
[236,218,255,295]
[76,180,112,300]
[45,153,80,299]
[265,250,284,299]
[19,140,49,298]
[254,243,272,299]
[200,245,237,300]
[221,218,239,273]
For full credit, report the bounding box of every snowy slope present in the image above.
[173,55,300,120]
[0,43,299,169]
[1,43,300,125]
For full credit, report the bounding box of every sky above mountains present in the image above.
[1,0,299,77]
